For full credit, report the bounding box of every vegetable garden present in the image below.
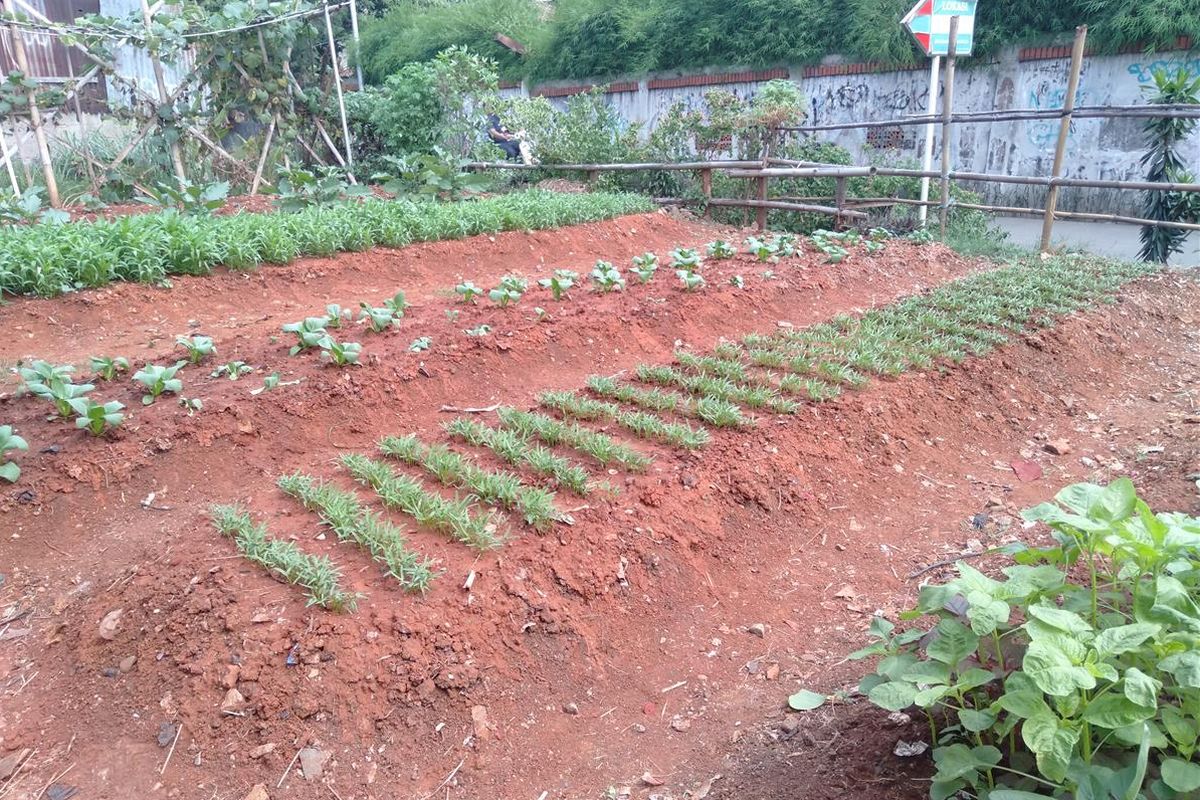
[0,188,1197,800]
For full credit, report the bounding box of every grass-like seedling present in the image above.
[282,317,332,355]
[489,275,527,307]
[0,425,28,483]
[497,407,651,471]
[706,240,736,259]
[669,248,702,270]
[539,390,710,449]
[211,360,254,380]
[591,261,625,292]
[341,453,503,550]
[211,504,357,612]
[277,472,434,592]
[444,417,592,495]
[69,397,124,435]
[176,335,215,364]
[90,356,130,381]
[630,253,658,283]
[456,281,483,304]
[133,361,185,405]
[379,435,559,531]
[359,303,398,332]
[676,351,750,383]
[585,375,749,429]
[636,364,798,413]
[319,338,362,366]
[538,269,578,301]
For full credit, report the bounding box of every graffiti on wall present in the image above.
[808,81,929,122]
[1127,56,1200,83]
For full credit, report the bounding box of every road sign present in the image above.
[903,0,978,56]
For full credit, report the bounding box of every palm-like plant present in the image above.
[1139,68,1200,264]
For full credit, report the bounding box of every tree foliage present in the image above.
[1138,68,1200,264]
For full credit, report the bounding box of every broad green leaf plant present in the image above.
[0,425,28,482]
[797,478,1200,799]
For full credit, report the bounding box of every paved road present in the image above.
[993,216,1199,266]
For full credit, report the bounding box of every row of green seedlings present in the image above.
[212,504,358,612]
[537,389,712,450]
[282,292,410,366]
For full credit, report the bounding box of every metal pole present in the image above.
[918,55,941,226]
[323,0,354,171]
[938,16,959,239]
[1039,25,1088,254]
[348,0,364,91]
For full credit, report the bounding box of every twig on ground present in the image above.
[277,747,302,788]
[438,403,500,414]
[421,757,466,800]
[907,549,991,579]
[160,723,182,775]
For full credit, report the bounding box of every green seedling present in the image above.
[591,261,625,292]
[133,361,185,405]
[497,407,651,471]
[409,336,432,352]
[773,233,799,257]
[865,240,885,255]
[465,324,491,337]
[0,424,28,482]
[677,269,706,291]
[320,339,362,366]
[179,396,203,415]
[359,303,398,332]
[211,360,253,380]
[69,397,125,435]
[706,240,736,259]
[539,390,710,450]
[744,236,779,262]
[631,253,658,283]
[445,309,460,323]
[444,417,592,495]
[28,376,95,418]
[212,505,357,612]
[729,275,745,288]
[176,335,215,364]
[538,269,578,301]
[384,291,409,316]
[669,248,702,270]
[261,373,280,391]
[455,281,483,304]
[90,356,130,381]
[282,317,332,355]
[906,227,935,244]
[323,304,351,328]
[489,275,527,307]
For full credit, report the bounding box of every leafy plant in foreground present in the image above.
[631,253,659,283]
[384,291,409,316]
[69,398,125,435]
[90,356,130,381]
[795,478,1200,800]
[590,261,625,292]
[282,317,332,355]
[676,269,706,292]
[455,281,483,304]
[489,275,527,307]
[133,361,185,405]
[359,303,399,332]
[211,505,356,612]
[176,335,216,364]
[744,236,779,262]
[669,248,702,271]
[706,240,736,259]
[211,361,253,380]
[539,269,578,301]
[319,338,362,366]
[0,425,28,482]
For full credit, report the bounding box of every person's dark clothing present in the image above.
[486,113,521,160]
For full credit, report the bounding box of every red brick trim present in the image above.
[801,61,924,78]
[646,67,788,90]
[1018,35,1192,61]
[498,80,522,90]
[531,79,639,98]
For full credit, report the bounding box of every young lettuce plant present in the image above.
[0,425,28,483]
[176,335,216,364]
[409,336,432,352]
[358,303,398,333]
[538,269,578,301]
[669,248,702,271]
[676,269,706,292]
[706,240,736,259]
[282,317,332,355]
[211,361,253,380]
[591,261,625,292]
[133,361,185,405]
[384,291,408,316]
[744,236,779,262]
[90,356,130,381]
[320,339,362,366]
[323,304,351,328]
[489,276,527,307]
[69,397,125,436]
[631,253,659,283]
[455,281,483,304]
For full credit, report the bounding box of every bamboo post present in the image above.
[139,0,186,185]
[251,115,278,195]
[0,121,19,195]
[586,169,599,187]
[3,3,58,205]
[834,176,847,228]
[1039,25,1088,254]
[323,0,354,171]
[938,15,959,239]
[701,167,712,218]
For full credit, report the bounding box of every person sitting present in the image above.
[486,112,522,161]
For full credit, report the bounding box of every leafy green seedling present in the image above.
[669,248,702,270]
[865,240,885,255]
[773,233,799,257]
[69,397,125,435]
[359,303,398,333]
[538,269,578,301]
[282,317,331,355]
[0,425,28,482]
[384,291,408,316]
[868,227,893,242]
[456,281,483,303]
[729,275,745,288]
[179,396,203,415]
[409,336,432,352]
[90,356,130,381]
[320,339,362,366]
[445,309,460,323]
[744,236,779,262]
[489,275,527,307]
[465,324,491,337]
[25,376,95,417]
[176,335,216,364]
[17,359,74,391]
[261,373,280,391]
[211,360,253,380]
[706,240,736,259]
[677,269,706,291]
[591,261,625,292]
[906,227,935,244]
[631,253,658,283]
[133,361,185,405]
[324,304,351,328]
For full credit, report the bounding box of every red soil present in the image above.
[0,210,1197,800]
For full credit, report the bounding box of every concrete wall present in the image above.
[504,43,1200,215]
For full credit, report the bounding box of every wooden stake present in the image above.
[323,0,354,171]
[834,176,847,228]
[3,2,58,205]
[140,0,186,184]
[937,15,959,239]
[1039,25,1088,254]
[700,167,712,218]
[251,115,278,195]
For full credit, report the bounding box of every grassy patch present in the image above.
[585,375,750,428]
[496,407,652,471]
[538,389,710,449]
[443,417,592,495]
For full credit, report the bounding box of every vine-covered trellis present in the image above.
[0,0,363,205]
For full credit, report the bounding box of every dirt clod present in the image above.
[298,747,328,780]
[746,623,767,638]
[249,743,276,759]
[562,702,580,715]
[1044,439,1071,455]
[242,783,269,800]
[97,608,123,640]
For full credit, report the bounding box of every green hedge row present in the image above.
[0,190,656,298]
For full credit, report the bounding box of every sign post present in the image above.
[903,0,978,225]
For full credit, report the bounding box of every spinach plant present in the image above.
[455,281,482,304]
[69,398,125,435]
[211,361,253,380]
[591,261,625,292]
[176,335,216,364]
[359,303,398,332]
[539,269,578,301]
[706,240,736,259]
[676,268,706,291]
[90,356,130,381]
[669,248,702,270]
[0,424,28,482]
[133,361,185,405]
[19,360,94,417]
[631,253,659,283]
[282,317,332,355]
[744,236,779,262]
[489,276,527,307]
[320,339,362,366]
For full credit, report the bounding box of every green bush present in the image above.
[0,191,655,297]
[345,63,443,175]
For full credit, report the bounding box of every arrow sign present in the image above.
[903,0,978,56]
